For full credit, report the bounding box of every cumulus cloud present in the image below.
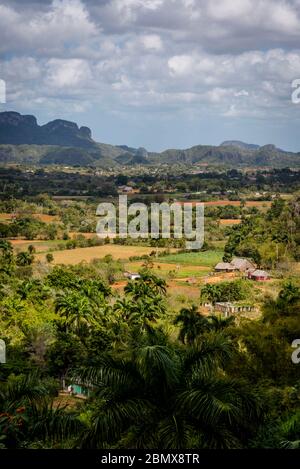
[45,59,92,89]
[0,0,96,55]
[0,0,300,149]
[141,35,163,51]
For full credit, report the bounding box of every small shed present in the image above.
[124,271,141,280]
[70,384,90,398]
[215,262,235,272]
[215,302,255,317]
[248,269,269,281]
[230,257,256,272]
[118,185,134,193]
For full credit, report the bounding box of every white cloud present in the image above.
[268,2,300,32]
[141,35,163,51]
[207,0,253,21]
[1,0,300,132]
[235,90,249,97]
[45,58,92,88]
[0,0,96,55]
[168,55,194,76]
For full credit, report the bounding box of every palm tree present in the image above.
[0,240,12,252]
[124,280,153,300]
[0,373,81,448]
[55,291,95,335]
[139,271,167,295]
[113,297,134,321]
[129,297,164,324]
[17,279,39,300]
[280,410,300,449]
[124,271,167,300]
[17,279,50,301]
[262,283,300,324]
[1,296,26,327]
[200,284,221,305]
[79,279,111,304]
[123,272,167,327]
[75,328,262,449]
[114,296,164,327]
[174,305,209,345]
[16,251,34,267]
[207,314,235,332]
[0,240,15,275]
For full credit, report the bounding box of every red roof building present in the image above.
[247,269,269,281]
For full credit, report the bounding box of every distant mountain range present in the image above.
[0,111,94,149]
[221,140,261,151]
[0,111,299,168]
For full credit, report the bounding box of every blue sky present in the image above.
[1,0,300,152]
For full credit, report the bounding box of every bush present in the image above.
[46,253,54,263]
[200,279,252,304]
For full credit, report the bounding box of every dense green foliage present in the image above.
[200,280,251,305]
[0,235,299,448]
[0,186,299,450]
[0,167,299,198]
[224,197,300,265]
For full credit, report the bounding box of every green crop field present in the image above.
[157,250,223,267]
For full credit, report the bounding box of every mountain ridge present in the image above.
[0,111,95,149]
[220,140,260,151]
[0,111,299,168]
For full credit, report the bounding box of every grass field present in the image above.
[36,245,174,265]
[0,213,14,222]
[69,232,98,239]
[157,250,223,267]
[10,239,67,253]
[177,200,272,208]
[33,214,59,223]
[0,213,59,223]
[166,280,201,307]
[124,261,209,278]
[204,200,272,207]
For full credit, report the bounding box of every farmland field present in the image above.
[157,250,223,267]
[36,245,174,265]
[166,280,201,305]
[69,232,98,239]
[124,261,209,278]
[10,239,66,252]
[204,200,272,207]
[178,200,272,208]
[219,219,241,225]
[0,213,59,223]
